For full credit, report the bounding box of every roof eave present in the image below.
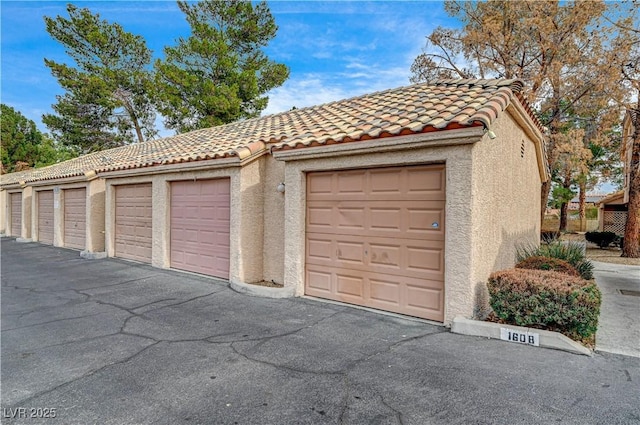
[272,126,485,161]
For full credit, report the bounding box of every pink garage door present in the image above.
[64,188,86,249]
[306,165,446,322]
[115,183,152,263]
[170,179,230,278]
[10,192,22,237]
[38,190,54,244]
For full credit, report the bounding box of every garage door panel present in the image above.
[336,273,364,297]
[307,233,444,281]
[170,179,230,278]
[38,191,54,244]
[307,270,332,293]
[307,201,445,241]
[10,193,22,236]
[406,247,443,273]
[309,166,446,202]
[306,165,445,321]
[64,188,86,250]
[115,183,152,263]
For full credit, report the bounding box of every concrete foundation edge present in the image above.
[230,280,295,299]
[16,238,32,243]
[451,317,592,357]
[80,250,107,260]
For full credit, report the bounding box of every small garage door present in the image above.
[170,179,230,278]
[306,165,446,321]
[64,188,86,249]
[10,192,22,237]
[38,191,54,244]
[115,183,152,263]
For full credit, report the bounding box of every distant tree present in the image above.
[0,104,74,173]
[154,0,289,133]
[410,0,631,224]
[613,8,640,258]
[43,4,156,152]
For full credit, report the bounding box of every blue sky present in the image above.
[1,0,456,136]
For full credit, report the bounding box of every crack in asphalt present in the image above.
[8,341,161,408]
[379,393,405,425]
[1,312,107,332]
[3,255,441,425]
[74,274,163,291]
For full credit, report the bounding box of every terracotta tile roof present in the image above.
[0,78,541,186]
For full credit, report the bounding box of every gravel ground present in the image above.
[560,233,640,266]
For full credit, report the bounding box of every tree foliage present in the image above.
[612,2,640,258]
[1,104,74,173]
[410,0,632,223]
[43,4,156,152]
[153,0,289,133]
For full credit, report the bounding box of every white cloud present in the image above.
[263,63,413,116]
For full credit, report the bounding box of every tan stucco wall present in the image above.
[0,189,6,235]
[21,186,32,240]
[236,158,265,283]
[469,110,542,318]
[86,179,106,253]
[275,136,478,325]
[262,155,285,284]
[103,160,266,285]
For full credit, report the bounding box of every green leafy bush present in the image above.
[585,231,618,249]
[487,268,601,342]
[517,241,593,280]
[516,256,579,277]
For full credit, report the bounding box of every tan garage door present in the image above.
[170,179,230,278]
[64,188,86,249]
[306,165,446,321]
[38,191,54,244]
[115,183,152,263]
[10,192,22,237]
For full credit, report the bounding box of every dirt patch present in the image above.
[245,280,284,288]
[586,247,640,266]
[559,233,640,266]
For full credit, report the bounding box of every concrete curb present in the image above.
[230,280,295,299]
[80,250,107,260]
[451,317,592,356]
[16,238,32,243]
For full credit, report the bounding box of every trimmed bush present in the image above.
[516,256,580,277]
[585,231,618,249]
[517,241,593,280]
[487,268,601,342]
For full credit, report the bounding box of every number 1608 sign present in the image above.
[500,328,540,346]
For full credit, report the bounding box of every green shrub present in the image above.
[517,241,593,280]
[586,207,598,220]
[487,268,601,342]
[585,231,618,249]
[540,231,560,243]
[516,256,580,277]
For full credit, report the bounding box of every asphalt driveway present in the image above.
[2,238,639,425]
